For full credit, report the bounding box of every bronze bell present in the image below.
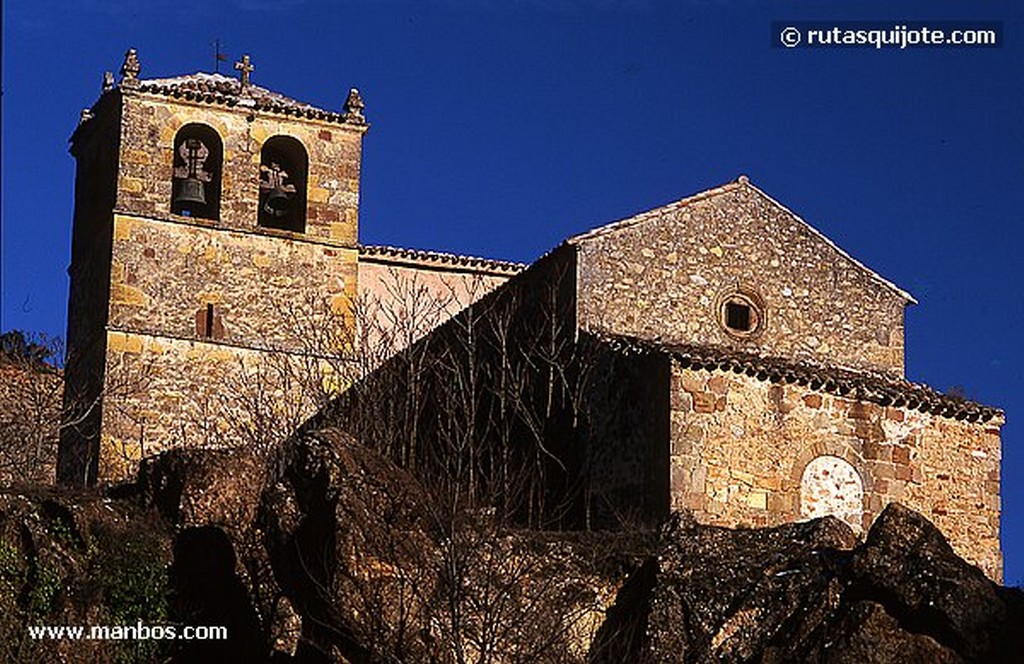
[264,184,291,214]
[173,176,206,208]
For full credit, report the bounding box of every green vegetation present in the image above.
[0,498,173,663]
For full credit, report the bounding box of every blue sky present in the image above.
[3,1,1023,581]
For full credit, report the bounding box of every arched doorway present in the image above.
[800,455,864,533]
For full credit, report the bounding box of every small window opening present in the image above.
[725,302,751,332]
[204,303,214,338]
[195,304,225,340]
[718,290,764,338]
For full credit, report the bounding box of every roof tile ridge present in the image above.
[133,71,357,125]
[591,332,1001,420]
[359,244,526,271]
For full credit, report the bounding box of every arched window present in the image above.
[170,124,222,220]
[258,135,308,233]
[800,455,864,533]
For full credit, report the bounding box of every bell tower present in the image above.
[59,49,368,485]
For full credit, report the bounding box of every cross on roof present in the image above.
[234,54,254,88]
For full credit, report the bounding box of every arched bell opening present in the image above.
[170,123,222,220]
[258,135,308,233]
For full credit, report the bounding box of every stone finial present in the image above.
[120,48,141,87]
[343,88,366,124]
[234,54,254,91]
[737,174,750,185]
[102,71,115,92]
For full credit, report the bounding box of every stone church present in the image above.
[58,50,1004,580]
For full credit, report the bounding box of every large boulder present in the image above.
[840,503,1024,661]
[259,428,644,662]
[594,504,1024,663]
[631,515,857,662]
[260,428,438,662]
[136,446,278,660]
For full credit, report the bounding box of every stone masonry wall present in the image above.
[574,180,908,375]
[668,360,1003,580]
[59,93,121,485]
[98,331,338,481]
[107,214,357,351]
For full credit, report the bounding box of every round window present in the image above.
[717,290,765,337]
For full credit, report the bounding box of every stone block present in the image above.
[330,222,354,243]
[670,389,692,412]
[680,373,705,394]
[110,283,148,307]
[680,423,705,447]
[308,187,331,204]
[670,465,689,491]
[107,332,143,354]
[862,440,890,462]
[848,401,880,421]
[120,177,144,193]
[746,490,768,510]
[802,393,822,409]
[671,436,691,457]
[113,216,136,241]
[892,446,911,466]
[691,465,707,492]
[767,491,793,514]
[874,463,895,480]
[854,419,886,442]
[683,492,706,511]
[692,392,716,414]
[730,469,756,486]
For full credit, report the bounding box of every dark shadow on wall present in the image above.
[168,525,265,662]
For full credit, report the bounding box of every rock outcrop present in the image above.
[0,430,1021,662]
[617,503,1024,662]
[260,428,1024,662]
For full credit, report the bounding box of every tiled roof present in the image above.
[359,244,526,275]
[133,73,361,126]
[567,176,916,305]
[600,334,1002,423]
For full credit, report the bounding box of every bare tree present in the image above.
[270,255,631,662]
[0,331,64,485]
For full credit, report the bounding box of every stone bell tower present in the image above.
[59,49,368,485]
